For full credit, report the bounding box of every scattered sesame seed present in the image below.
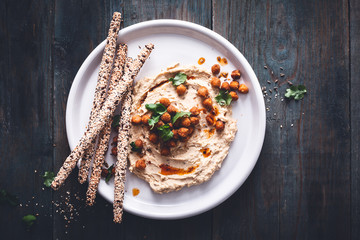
[275,79,279,83]
[280,125,283,128]
[280,67,284,70]
[264,65,268,69]
[262,86,267,91]
[269,89,272,93]
[267,80,271,84]
[34,170,37,173]
[280,73,285,77]
[291,124,294,127]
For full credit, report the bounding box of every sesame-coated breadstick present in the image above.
[51,43,154,190]
[86,44,128,206]
[113,88,132,223]
[78,12,122,184]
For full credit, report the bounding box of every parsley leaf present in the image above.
[22,214,36,228]
[169,73,187,86]
[172,111,191,124]
[112,115,121,128]
[157,124,174,142]
[130,142,141,152]
[0,189,19,206]
[42,171,55,187]
[105,165,115,183]
[285,85,307,100]
[145,103,167,129]
[215,90,232,106]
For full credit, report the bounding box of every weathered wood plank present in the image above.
[0,0,54,239]
[213,0,351,239]
[350,0,360,239]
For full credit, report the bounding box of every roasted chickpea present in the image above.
[149,133,159,144]
[155,120,165,128]
[160,147,170,156]
[165,140,177,147]
[141,114,150,125]
[111,146,117,156]
[229,91,239,101]
[211,64,220,75]
[188,126,194,135]
[167,105,179,115]
[215,120,225,131]
[202,97,213,109]
[181,117,191,127]
[112,136,118,143]
[197,86,209,98]
[173,119,182,128]
[172,129,179,140]
[231,70,241,80]
[206,114,215,126]
[135,159,146,170]
[168,122,173,128]
[159,97,171,107]
[134,139,143,149]
[161,112,171,123]
[190,106,200,116]
[178,128,190,138]
[179,135,191,142]
[210,77,221,88]
[176,84,187,96]
[229,81,240,91]
[221,82,230,91]
[190,116,200,125]
[239,84,249,93]
[131,115,142,124]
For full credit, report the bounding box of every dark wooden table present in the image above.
[1,0,359,239]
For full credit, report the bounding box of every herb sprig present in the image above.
[285,85,307,100]
[130,142,141,152]
[145,103,167,129]
[172,111,191,124]
[215,90,232,106]
[105,165,115,183]
[112,115,121,128]
[42,171,55,187]
[157,124,174,142]
[0,189,19,206]
[169,73,187,86]
[22,214,36,228]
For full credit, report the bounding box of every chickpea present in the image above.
[141,114,150,125]
[160,146,170,156]
[215,120,225,131]
[160,112,171,123]
[172,129,179,140]
[210,77,221,88]
[178,128,190,138]
[190,116,200,125]
[176,84,187,96]
[190,106,200,116]
[211,64,220,75]
[112,136,118,143]
[159,97,171,107]
[165,140,177,148]
[149,133,159,144]
[179,135,191,142]
[173,119,182,128]
[229,81,239,90]
[111,146,117,156]
[181,117,191,127]
[155,120,164,128]
[134,139,143,149]
[168,122,173,128]
[188,126,194,135]
[229,91,239,101]
[206,114,215,126]
[238,84,249,93]
[135,159,146,170]
[202,97,213,109]
[197,86,209,98]
[231,70,241,80]
[221,82,230,91]
[131,115,142,124]
[167,105,179,115]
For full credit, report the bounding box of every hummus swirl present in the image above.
[128,65,237,193]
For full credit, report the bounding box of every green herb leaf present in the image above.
[130,142,141,152]
[105,165,114,183]
[157,124,174,142]
[42,171,55,187]
[172,111,191,124]
[215,90,232,106]
[146,103,167,129]
[285,85,307,100]
[112,115,121,128]
[0,189,19,206]
[22,214,36,228]
[169,73,187,86]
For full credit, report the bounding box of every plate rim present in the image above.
[66,19,266,220]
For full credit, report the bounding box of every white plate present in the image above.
[66,20,266,219]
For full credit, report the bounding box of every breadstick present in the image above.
[78,12,122,184]
[113,89,133,223]
[51,43,154,190]
[86,44,128,206]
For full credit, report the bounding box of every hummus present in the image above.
[128,65,237,193]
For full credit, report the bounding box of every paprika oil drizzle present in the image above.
[198,57,205,65]
[216,56,228,66]
[159,164,198,175]
[204,128,215,138]
[200,148,211,157]
[132,188,140,196]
